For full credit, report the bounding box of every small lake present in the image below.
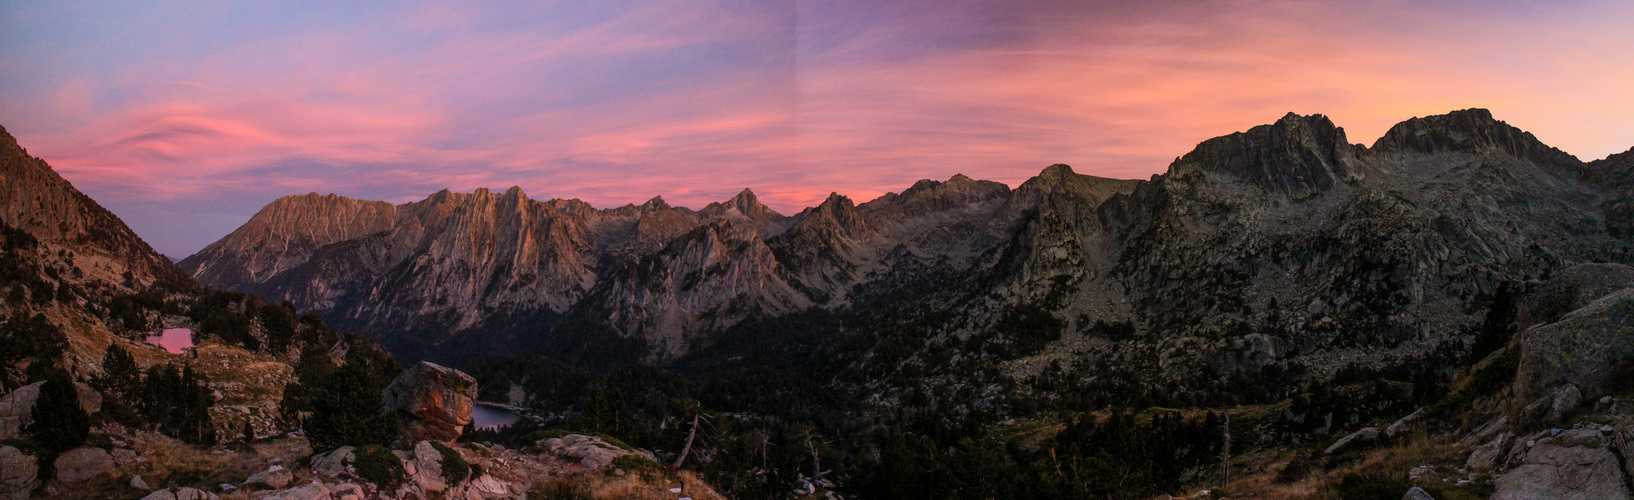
[145,328,195,354]
[472,403,521,430]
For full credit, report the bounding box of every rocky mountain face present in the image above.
[180,166,1074,364]
[0,125,188,297]
[186,110,1632,400]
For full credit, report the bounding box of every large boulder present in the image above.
[1515,288,1634,402]
[0,381,102,439]
[54,446,115,483]
[1493,429,1630,500]
[0,445,37,500]
[382,362,477,447]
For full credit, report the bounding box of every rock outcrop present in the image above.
[1516,288,1634,402]
[1493,428,1630,500]
[382,362,477,446]
[537,434,658,470]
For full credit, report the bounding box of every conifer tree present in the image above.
[305,349,397,452]
[28,371,90,455]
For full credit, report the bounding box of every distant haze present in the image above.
[3,0,1632,258]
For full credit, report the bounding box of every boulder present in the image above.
[131,474,150,491]
[139,488,218,500]
[1465,432,1514,471]
[458,474,517,499]
[53,446,115,483]
[409,441,449,492]
[1493,428,1630,500]
[174,488,217,500]
[330,483,366,500]
[244,465,293,489]
[112,448,140,466]
[0,381,103,439]
[1386,408,1424,438]
[0,445,38,500]
[1551,384,1583,422]
[1324,427,1380,455]
[1515,288,1634,402]
[310,446,356,477]
[1458,415,1509,448]
[382,362,477,446]
[1403,486,1435,500]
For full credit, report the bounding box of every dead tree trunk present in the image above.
[672,412,700,470]
[1220,410,1231,487]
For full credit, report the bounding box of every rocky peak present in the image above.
[698,188,786,236]
[1166,112,1365,200]
[639,196,672,212]
[790,193,871,241]
[179,193,397,289]
[701,189,783,221]
[864,173,1012,220]
[1010,164,1141,210]
[1373,108,1579,168]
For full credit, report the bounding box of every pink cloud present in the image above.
[3,0,1632,256]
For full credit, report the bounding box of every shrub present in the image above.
[429,441,470,485]
[354,444,406,485]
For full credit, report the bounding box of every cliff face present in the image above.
[184,109,1634,379]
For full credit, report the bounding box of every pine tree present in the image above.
[305,349,397,452]
[92,344,140,403]
[28,371,89,455]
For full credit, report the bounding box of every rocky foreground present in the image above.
[0,426,720,500]
[0,360,723,500]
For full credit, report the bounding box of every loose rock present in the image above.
[53,446,115,483]
[1324,427,1380,455]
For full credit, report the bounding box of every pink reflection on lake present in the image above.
[472,403,521,430]
[145,328,195,354]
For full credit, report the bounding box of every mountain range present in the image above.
[179,109,1633,399]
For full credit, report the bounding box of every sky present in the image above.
[3,0,1633,258]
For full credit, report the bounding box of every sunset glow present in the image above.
[4,0,1633,256]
